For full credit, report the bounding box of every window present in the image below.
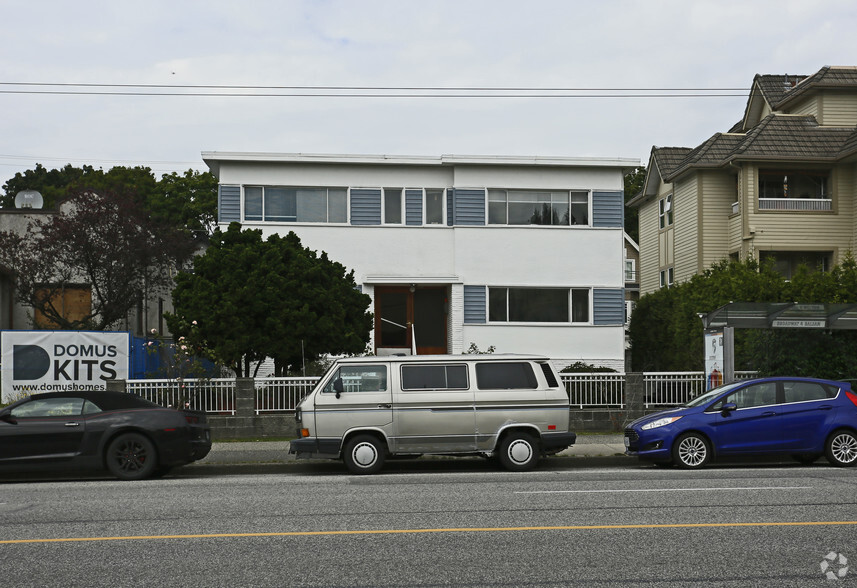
[11,397,85,418]
[783,381,837,403]
[624,259,636,282]
[488,190,588,226]
[488,287,589,323]
[384,188,402,224]
[759,170,828,199]
[426,189,444,224]
[475,362,538,390]
[722,382,777,409]
[401,364,468,390]
[322,365,387,393]
[660,268,674,289]
[658,194,673,229]
[243,186,347,223]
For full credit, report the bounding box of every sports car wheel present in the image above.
[498,432,539,472]
[672,433,711,469]
[826,430,857,467]
[343,434,386,475]
[106,433,158,480]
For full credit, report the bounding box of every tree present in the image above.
[629,255,857,379]
[1,164,218,239]
[0,189,196,330]
[167,224,372,377]
[623,166,646,243]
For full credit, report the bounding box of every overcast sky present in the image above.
[1,0,854,191]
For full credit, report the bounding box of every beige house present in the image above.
[629,65,857,294]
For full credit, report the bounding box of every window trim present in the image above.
[487,286,591,324]
[400,363,470,391]
[487,189,590,227]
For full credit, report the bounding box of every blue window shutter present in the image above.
[405,189,423,225]
[452,189,486,225]
[593,288,625,325]
[350,189,382,225]
[463,285,487,324]
[592,190,624,228]
[447,189,454,226]
[218,185,240,223]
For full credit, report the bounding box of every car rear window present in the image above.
[475,362,538,390]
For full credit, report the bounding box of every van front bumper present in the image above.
[541,431,577,452]
[288,437,341,459]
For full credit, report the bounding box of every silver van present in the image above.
[289,354,576,474]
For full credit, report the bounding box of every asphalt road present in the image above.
[1,459,856,587]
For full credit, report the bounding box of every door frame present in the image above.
[374,285,448,355]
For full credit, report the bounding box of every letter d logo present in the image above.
[13,345,51,380]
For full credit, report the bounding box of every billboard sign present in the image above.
[1,331,130,402]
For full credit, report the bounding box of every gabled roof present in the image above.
[626,147,692,206]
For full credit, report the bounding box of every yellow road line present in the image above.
[3,521,857,545]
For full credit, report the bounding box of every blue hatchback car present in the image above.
[625,377,857,469]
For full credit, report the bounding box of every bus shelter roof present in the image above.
[701,302,857,330]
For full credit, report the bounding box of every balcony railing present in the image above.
[758,198,832,211]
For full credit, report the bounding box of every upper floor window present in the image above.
[624,259,636,282]
[758,170,831,211]
[488,287,590,323]
[658,194,673,229]
[383,188,402,224]
[244,186,347,223]
[660,268,674,288]
[488,190,589,226]
[425,189,445,224]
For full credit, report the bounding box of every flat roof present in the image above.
[201,151,640,175]
[331,353,550,364]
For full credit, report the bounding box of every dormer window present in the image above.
[659,194,673,228]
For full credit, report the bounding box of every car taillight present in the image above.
[185,415,199,424]
[846,390,857,407]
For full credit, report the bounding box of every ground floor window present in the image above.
[488,287,589,323]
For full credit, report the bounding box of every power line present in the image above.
[0,81,749,98]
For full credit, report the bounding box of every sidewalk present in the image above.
[195,434,628,466]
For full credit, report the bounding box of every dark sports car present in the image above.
[0,390,211,480]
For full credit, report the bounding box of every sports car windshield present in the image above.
[684,381,745,408]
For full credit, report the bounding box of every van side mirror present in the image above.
[333,378,344,399]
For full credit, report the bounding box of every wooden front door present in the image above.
[374,286,448,355]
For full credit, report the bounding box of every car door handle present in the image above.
[762,412,776,417]
[818,405,833,411]
[378,404,392,409]
[65,422,80,427]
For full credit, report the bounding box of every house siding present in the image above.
[700,171,735,268]
[463,285,486,323]
[593,288,625,325]
[350,188,382,225]
[822,92,857,126]
[452,189,486,225]
[405,189,423,225]
[592,190,624,227]
[638,199,660,293]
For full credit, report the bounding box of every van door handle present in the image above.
[65,422,80,427]
[378,404,392,409]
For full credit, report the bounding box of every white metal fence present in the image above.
[126,378,237,414]
[125,371,760,414]
[255,377,318,414]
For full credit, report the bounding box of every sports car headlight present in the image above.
[641,416,683,430]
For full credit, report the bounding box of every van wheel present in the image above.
[343,435,386,475]
[498,432,539,472]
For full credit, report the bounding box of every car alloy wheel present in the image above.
[673,433,710,469]
[105,433,158,480]
[826,430,857,467]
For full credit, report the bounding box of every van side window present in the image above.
[323,366,387,393]
[401,364,468,390]
[538,362,559,388]
[475,362,538,390]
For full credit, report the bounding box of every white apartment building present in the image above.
[203,152,637,369]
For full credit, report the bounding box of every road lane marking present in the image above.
[2,520,857,544]
[515,486,812,494]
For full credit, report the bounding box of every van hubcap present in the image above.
[508,440,533,464]
[353,442,378,467]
